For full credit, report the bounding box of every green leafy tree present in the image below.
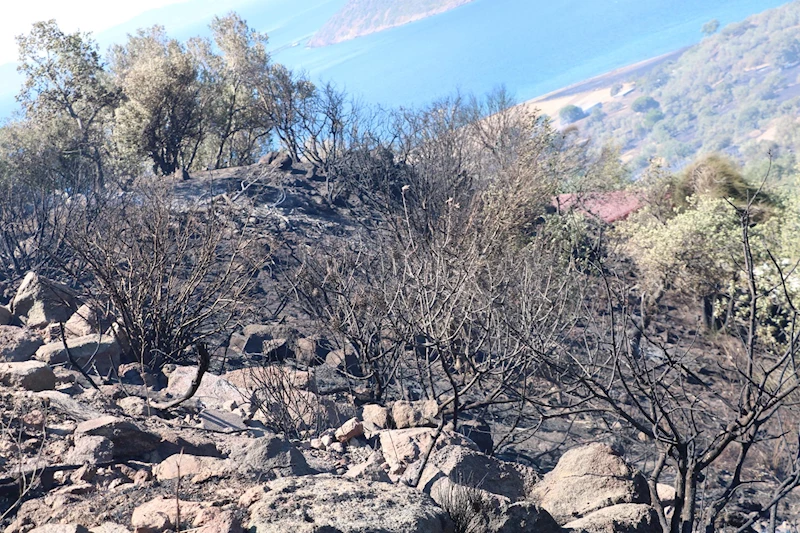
[559,104,585,124]
[111,26,206,176]
[16,20,119,189]
[631,96,660,113]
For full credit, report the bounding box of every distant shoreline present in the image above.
[526,47,689,105]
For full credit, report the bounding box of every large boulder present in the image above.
[410,444,538,501]
[229,324,293,359]
[131,496,209,533]
[35,334,121,377]
[379,428,478,475]
[528,443,650,524]
[564,503,660,533]
[0,326,43,362]
[0,361,56,391]
[246,475,453,533]
[12,272,80,328]
[165,365,251,411]
[392,399,438,429]
[430,479,560,533]
[74,416,160,460]
[63,304,109,339]
[153,454,232,482]
[229,433,311,479]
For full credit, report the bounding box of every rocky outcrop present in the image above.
[246,475,453,532]
[11,272,80,328]
[528,443,651,524]
[230,433,312,479]
[74,416,160,460]
[0,325,43,362]
[0,360,56,391]
[564,503,660,533]
[392,399,438,429]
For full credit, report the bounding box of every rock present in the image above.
[656,483,676,506]
[154,429,222,458]
[0,361,56,391]
[412,444,538,501]
[65,435,114,464]
[224,365,316,393]
[246,475,453,532]
[430,479,560,533]
[327,442,345,454]
[229,324,293,359]
[153,454,231,482]
[63,304,108,339]
[131,496,206,533]
[196,509,242,533]
[0,326,43,362]
[325,346,361,375]
[89,524,129,533]
[0,305,11,326]
[271,152,293,170]
[344,451,391,482]
[29,526,90,533]
[36,390,105,421]
[294,336,328,366]
[392,399,438,429]
[229,433,311,479]
[379,428,478,475]
[35,334,121,377]
[361,404,390,429]
[563,503,660,533]
[166,366,250,411]
[528,443,650,524]
[451,418,493,455]
[198,408,247,432]
[258,151,277,165]
[309,438,325,450]
[335,417,363,442]
[12,272,80,328]
[117,396,150,417]
[74,416,160,460]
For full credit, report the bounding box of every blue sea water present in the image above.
[0,0,793,118]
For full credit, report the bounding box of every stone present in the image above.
[117,396,150,417]
[153,454,231,482]
[528,443,651,524]
[361,404,391,429]
[327,442,345,454]
[229,324,293,359]
[74,416,160,460]
[344,451,391,483]
[294,336,328,366]
[65,435,114,465]
[451,418,493,455]
[63,304,108,339]
[563,503,660,533]
[656,483,676,506]
[0,305,11,326]
[325,346,361,375]
[0,326,43,362]
[11,272,80,328]
[392,399,438,429]
[410,444,538,501]
[430,479,561,533]
[198,408,247,432]
[224,365,316,393]
[229,433,312,479]
[309,438,325,450]
[131,496,206,533]
[166,366,251,411]
[379,427,478,474]
[270,152,293,170]
[0,361,56,391]
[195,509,242,533]
[36,390,105,421]
[29,526,90,533]
[35,334,121,377]
[246,475,453,532]
[335,417,363,443]
[89,524,129,533]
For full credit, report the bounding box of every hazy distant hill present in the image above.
[563,1,800,182]
[308,0,475,47]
